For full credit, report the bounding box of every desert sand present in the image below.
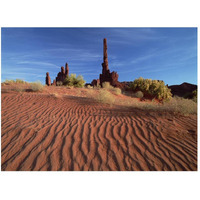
[1,86,197,171]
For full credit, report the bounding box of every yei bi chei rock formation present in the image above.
[46,38,121,88]
[46,63,69,86]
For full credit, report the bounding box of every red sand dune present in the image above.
[1,88,197,171]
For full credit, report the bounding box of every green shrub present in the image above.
[30,81,44,92]
[63,74,85,88]
[96,89,115,105]
[133,91,144,98]
[130,77,172,101]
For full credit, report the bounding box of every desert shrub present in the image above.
[56,81,63,86]
[30,81,44,92]
[96,89,115,105]
[133,91,144,98]
[130,77,172,101]
[63,74,85,88]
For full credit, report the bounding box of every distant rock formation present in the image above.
[46,62,69,86]
[168,82,197,98]
[65,63,69,76]
[51,79,56,86]
[45,72,51,86]
[91,79,100,87]
[99,38,119,87]
[56,66,66,83]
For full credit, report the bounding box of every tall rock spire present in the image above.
[65,63,69,76]
[45,72,51,86]
[99,38,119,87]
[102,38,109,74]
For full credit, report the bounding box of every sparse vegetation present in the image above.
[16,79,25,84]
[130,77,172,101]
[3,79,26,85]
[102,82,121,95]
[164,96,197,115]
[96,89,115,105]
[63,74,86,88]
[30,81,44,92]
[115,95,197,115]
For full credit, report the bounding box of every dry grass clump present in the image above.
[16,79,26,84]
[30,81,44,92]
[86,85,93,89]
[102,82,121,95]
[102,82,113,89]
[56,81,63,86]
[85,88,96,98]
[112,87,122,95]
[3,79,26,85]
[132,91,144,98]
[12,85,25,92]
[96,89,115,105]
[116,95,197,115]
[162,96,197,115]
[50,93,62,98]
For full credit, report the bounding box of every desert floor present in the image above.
[1,86,197,171]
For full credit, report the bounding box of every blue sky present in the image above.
[1,28,197,85]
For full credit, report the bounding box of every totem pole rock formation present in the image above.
[99,38,119,87]
[45,72,51,86]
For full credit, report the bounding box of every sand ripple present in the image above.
[1,93,197,171]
